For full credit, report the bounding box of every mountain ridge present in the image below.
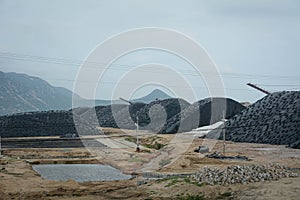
[0,71,74,116]
[0,71,174,116]
[132,89,173,103]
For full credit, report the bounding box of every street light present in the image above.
[221,112,227,155]
[119,97,140,152]
[135,114,140,152]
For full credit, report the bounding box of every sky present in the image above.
[0,0,299,103]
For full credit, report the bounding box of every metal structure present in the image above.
[119,97,140,152]
[221,112,226,155]
[119,97,133,105]
[247,83,271,95]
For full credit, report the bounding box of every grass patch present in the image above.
[215,192,232,199]
[161,177,206,188]
[129,157,143,162]
[155,178,168,184]
[165,177,181,187]
[155,176,176,184]
[184,178,206,187]
[142,142,166,150]
[159,159,171,167]
[125,137,136,143]
[125,136,167,150]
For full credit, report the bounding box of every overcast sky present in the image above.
[0,0,299,103]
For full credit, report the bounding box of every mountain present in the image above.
[0,71,175,116]
[93,89,172,106]
[132,89,172,103]
[0,71,76,116]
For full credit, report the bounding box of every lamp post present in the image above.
[135,115,140,152]
[222,112,226,155]
[119,97,140,152]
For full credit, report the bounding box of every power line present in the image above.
[258,84,300,87]
[0,63,286,92]
[1,51,300,80]
[0,69,295,92]
[1,51,299,93]
[8,76,251,91]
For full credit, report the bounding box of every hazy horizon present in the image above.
[1,0,299,103]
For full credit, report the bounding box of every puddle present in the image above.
[32,164,131,182]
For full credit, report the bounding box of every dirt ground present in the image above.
[0,128,299,199]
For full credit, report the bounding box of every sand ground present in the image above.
[1,128,299,199]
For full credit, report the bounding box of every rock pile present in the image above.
[205,152,250,161]
[76,98,190,130]
[191,164,298,185]
[160,97,245,133]
[0,110,77,137]
[137,98,190,132]
[0,98,190,137]
[224,91,300,149]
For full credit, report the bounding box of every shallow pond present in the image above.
[32,164,131,182]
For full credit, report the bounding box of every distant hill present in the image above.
[0,71,173,116]
[93,89,173,106]
[132,89,173,103]
[0,71,76,116]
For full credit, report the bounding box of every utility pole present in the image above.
[222,112,226,155]
[135,115,140,152]
[119,97,140,152]
[222,128,225,155]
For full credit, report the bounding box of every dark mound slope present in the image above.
[0,109,103,138]
[77,98,190,131]
[0,111,77,137]
[0,98,190,137]
[225,91,300,148]
[137,98,190,132]
[161,98,246,133]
